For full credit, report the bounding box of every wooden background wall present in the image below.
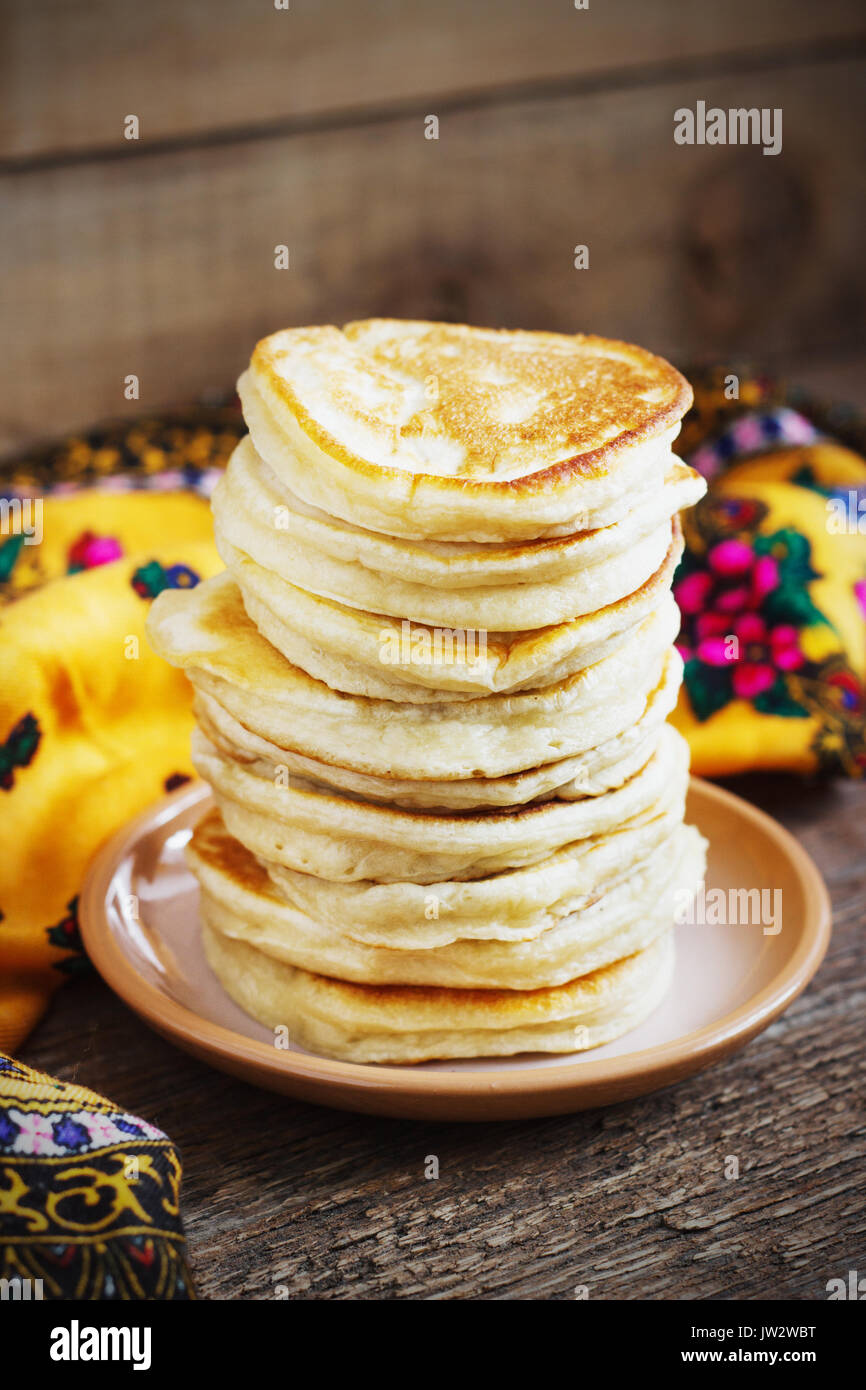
[2,0,865,455]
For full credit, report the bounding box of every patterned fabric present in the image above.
[670,371,866,778]
[0,1054,193,1299]
[0,408,232,1298]
[0,441,225,1054]
[688,406,819,483]
[1,399,242,498]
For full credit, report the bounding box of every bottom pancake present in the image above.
[201,920,676,1064]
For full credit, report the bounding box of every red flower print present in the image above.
[672,569,713,618]
[734,616,803,698]
[674,522,827,722]
[67,531,123,573]
[685,611,805,698]
[674,537,780,627]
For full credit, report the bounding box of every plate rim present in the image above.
[80,777,832,1106]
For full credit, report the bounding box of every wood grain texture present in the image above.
[3,55,865,454]
[2,0,864,162]
[20,777,866,1300]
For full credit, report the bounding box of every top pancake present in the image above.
[241,320,692,541]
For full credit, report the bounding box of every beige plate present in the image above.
[80,779,831,1121]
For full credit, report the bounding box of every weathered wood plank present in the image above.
[3,57,864,454]
[2,0,864,162]
[19,777,866,1299]
[789,355,866,411]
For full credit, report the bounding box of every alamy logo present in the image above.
[0,1276,44,1300]
[379,619,487,670]
[674,102,782,156]
[826,1270,866,1300]
[49,1320,152,1371]
[0,496,43,545]
[825,491,866,534]
[674,885,782,935]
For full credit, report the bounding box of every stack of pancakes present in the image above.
[148,320,708,1063]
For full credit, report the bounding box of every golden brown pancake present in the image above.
[191,643,680,811]
[240,320,693,541]
[149,578,681,780]
[188,806,705,992]
[202,918,677,1063]
[190,722,690,883]
[212,433,704,631]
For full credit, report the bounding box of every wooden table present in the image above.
[20,774,865,1300]
[4,1,866,455]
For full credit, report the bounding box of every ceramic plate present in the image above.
[80,778,831,1121]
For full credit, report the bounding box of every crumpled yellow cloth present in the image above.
[0,491,220,1052]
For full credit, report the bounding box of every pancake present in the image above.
[191,639,681,809]
[240,320,692,541]
[191,625,683,811]
[149,528,684,701]
[144,318,704,1065]
[260,800,689,948]
[218,518,673,638]
[213,435,704,630]
[149,574,680,779]
[189,807,705,990]
[220,436,700,591]
[225,533,684,699]
[201,919,676,1063]
[190,722,690,883]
